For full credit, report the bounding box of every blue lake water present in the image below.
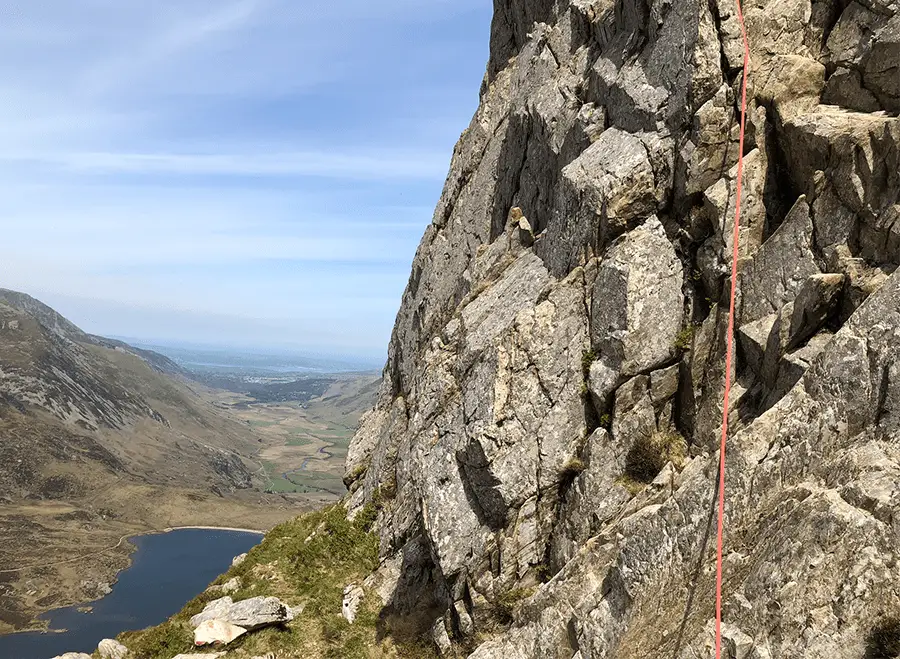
[0,529,262,659]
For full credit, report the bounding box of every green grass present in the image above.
[581,349,597,379]
[117,504,385,659]
[494,586,537,624]
[673,325,696,352]
[561,457,586,480]
[249,419,280,429]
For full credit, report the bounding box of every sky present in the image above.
[0,1,493,363]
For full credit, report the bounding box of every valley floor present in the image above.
[0,376,378,634]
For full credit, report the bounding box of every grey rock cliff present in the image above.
[346,0,900,656]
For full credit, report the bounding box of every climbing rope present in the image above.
[716,0,751,657]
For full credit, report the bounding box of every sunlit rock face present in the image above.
[346,0,900,656]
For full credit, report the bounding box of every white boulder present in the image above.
[190,595,293,630]
[341,584,365,624]
[97,638,129,659]
[193,619,247,646]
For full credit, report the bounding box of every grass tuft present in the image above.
[581,349,597,379]
[494,587,536,624]
[623,431,688,485]
[561,457,586,480]
[673,325,696,352]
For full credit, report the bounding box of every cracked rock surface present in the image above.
[345,0,900,656]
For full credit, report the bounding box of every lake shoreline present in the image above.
[159,525,266,535]
[0,529,264,657]
[0,526,265,640]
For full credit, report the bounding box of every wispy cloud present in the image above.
[2,149,449,181]
[0,0,491,356]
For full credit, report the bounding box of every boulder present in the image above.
[97,638,129,659]
[783,273,844,351]
[231,553,248,567]
[755,55,826,120]
[649,365,680,407]
[541,129,671,275]
[679,84,739,197]
[51,654,92,659]
[193,619,247,646]
[738,196,820,324]
[341,584,365,624]
[738,313,777,379]
[190,595,293,630]
[517,216,535,248]
[697,147,769,291]
[207,576,241,595]
[190,596,234,626]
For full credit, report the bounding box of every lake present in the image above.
[0,528,262,659]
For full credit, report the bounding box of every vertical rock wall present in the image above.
[346,0,900,656]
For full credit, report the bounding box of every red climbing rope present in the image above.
[716,0,751,657]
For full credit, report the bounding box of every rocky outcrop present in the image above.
[342,584,365,624]
[97,638,130,659]
[189,596,294,631]
[343,0,900,657]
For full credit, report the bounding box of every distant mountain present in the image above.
[0,289,262,498]
[0,288,189,380]
[113,339,383,375]
[0,289,91,343]
[87,335,189,379]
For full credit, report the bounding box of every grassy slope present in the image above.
[117,504,437,659]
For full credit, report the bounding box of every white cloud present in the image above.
[1,148,449,181]
[0,0,490,352]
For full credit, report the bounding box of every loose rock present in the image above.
[193,619,247,646]
[341,584,364,624]
[190,595,293,630]
[97,638,129,659]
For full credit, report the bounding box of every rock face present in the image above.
[190,596,293,631]
[344,0,900,657]
[97,638,130,659]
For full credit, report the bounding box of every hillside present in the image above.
[82,0,900,657]
[0,290,305,632]
[0,289,261,494]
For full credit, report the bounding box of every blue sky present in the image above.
[0,1,492,361]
